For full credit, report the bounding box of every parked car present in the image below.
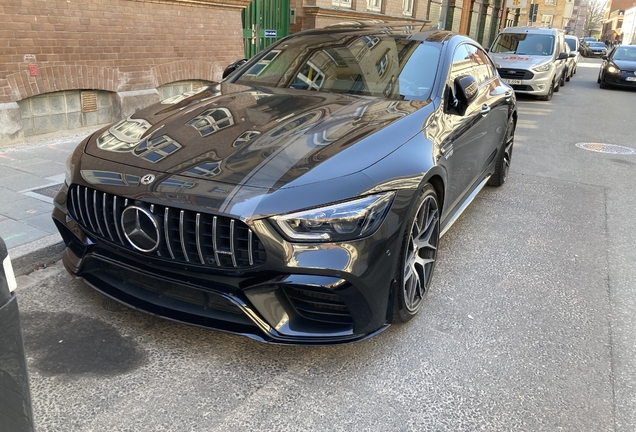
[586,41,608,57]
[489,26,569,101]
[565,35,581,76]
[52,23,517,345]
[598,45,636,89]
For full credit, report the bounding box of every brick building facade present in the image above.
[1,0,505,145]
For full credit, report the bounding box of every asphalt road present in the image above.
[13,57,635,431]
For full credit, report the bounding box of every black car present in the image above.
[598,45,636,89]
[53,23,517,345]
[585,41,608,57]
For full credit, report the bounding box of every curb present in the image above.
[8,234,65,276]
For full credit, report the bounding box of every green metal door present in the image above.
[242,0,290,58]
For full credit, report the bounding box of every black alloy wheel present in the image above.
[488,116,514,187]
[393,185,440,323]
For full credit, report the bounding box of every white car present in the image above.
[564,35,580,79]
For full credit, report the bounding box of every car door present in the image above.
[440,43,492,212]
[465,44,511,173]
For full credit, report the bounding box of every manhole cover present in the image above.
[575,143,636,155]
[30,183,64,199]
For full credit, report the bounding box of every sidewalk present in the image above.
[0,126,104,274]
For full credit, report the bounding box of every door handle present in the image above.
[481,105,491,117]
[504,90,513,101]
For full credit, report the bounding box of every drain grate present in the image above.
[30,183,64,199]
[575,143,636,155]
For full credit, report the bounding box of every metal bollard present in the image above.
[0,237,34,432]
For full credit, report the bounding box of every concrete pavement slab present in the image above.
[1,197,57,221]
[0,219,50,249]
[2,172,54,192]
[22,213,58,234]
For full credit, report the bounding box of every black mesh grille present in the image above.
[498,69,534,80]
[67,184,266,269]
[511,85,534,91]
[284,286,353,325]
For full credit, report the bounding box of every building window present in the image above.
[244,50,281,76]
[133,135,182,163]
[377,53,389,77]
[291,61,325,91]
[540,14,554,27]
[185,162,222,179]
[188,108,234,137]
[361,35,381,49]
[368,0,382,11]
[332,0,351,8]
[403,0,414,15]
[545,0,557,5]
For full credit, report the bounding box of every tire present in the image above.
[488,116,514,187]
[392,184,440,323]
[566,68,571,82]
[600,80,608,89]
[539,79,554,101]
[597,74,601,84]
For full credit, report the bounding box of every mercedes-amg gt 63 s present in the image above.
[53,23,517,345]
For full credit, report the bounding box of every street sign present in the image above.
[506,0,527,8]
[264,30,277,38]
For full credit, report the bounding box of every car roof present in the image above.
[295,21,462,45]
[499,26,563,35]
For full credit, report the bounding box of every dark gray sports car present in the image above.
[53,23,517,344]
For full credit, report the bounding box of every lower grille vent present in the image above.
[284,286,353,325]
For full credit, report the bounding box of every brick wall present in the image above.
[0,0,248,103]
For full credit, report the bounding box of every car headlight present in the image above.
[607,65,619,73]
[270,192,395,242]
[532,62,551,72]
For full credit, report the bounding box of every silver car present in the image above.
[489,27,569,101]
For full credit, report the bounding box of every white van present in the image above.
[489,27,569,101]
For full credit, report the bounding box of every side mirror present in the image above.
[455,75,478,106]
[569,52,576,58]
[222,59,248,79]
[557,52,568,60]
[601,55,608,60]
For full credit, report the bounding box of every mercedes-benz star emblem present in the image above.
[141,174,155,185]
[121,206,160,253]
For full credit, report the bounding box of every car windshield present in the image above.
[490,33,555,56]
[590,42,605,48]
[234,33,441,100]
[612,47,636,61]
[565,38,577,51]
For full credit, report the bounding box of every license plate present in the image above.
[504,79,522,85]
[626,77,636,82]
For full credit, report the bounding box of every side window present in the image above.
[449,44,473,84]
[466,44,494,85]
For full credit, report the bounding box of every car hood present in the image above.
[489,53,553,69]
[612,59,636,71]
[85,83,431,191]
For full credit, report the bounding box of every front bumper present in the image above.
[499,68,555,96]
[53,182,412,345]
[602,71,636,88]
